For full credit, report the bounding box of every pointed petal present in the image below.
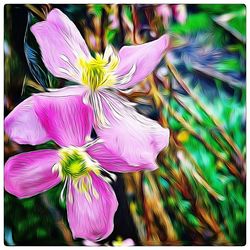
[115,35,169,89]
[66,173,118,241]
[4,86,85,146]
[31,8,91,83]
[4,97,50,145]
[4,150,60,198]
[34,93,94,147]
[87,141,156,172]
[95,91,170,168]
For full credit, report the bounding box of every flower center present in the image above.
[53,144,116,203]
[79,49,119,91]
[55,146,100,180]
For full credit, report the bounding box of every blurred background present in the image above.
[4,4,246,246]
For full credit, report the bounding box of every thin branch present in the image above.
[118,5,125,44]
[131,5,139,44]
[146,172,178,242]
[140,172,152,242]
[100,7,106,52]
[25,4,46,20]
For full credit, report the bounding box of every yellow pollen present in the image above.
[78,49,119,91]
[54,146,116,203]
[54,147,102,203]
[68,162,83,175]
[177,130,189,143]
[56,147,100,181]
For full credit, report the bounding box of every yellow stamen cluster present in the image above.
[79,50,119,91]
[53,147,101,201]
[56,147,100,180]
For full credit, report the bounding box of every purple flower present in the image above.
[9,8,170,172]
[4,89,155,241]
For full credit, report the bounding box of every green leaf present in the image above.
[124,5,132,22]
[91,4,104,17]
[106,29,119,44]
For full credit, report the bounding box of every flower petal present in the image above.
[43,85,87,97]
[114,34,169,89]
[4,86,85,146]
[34,93,94,147]
[87,141,157,172]
[66,173,118,241]
[4,97,50,145]
[95,91,170,168]
[31,8,91,83]
[4,150,60,198]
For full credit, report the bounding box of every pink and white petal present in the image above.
[120,238,135,246]
[66,173,118,241]
[4,86,86,146]
[46,9,91,58]
[95,113,169,168]
[31,8,91,83]
[34,94,94,147]
[114,35,169,89]
[172,5,187,24]
[4,150,61,198]
[87,142,157,172]
[42,85,86,97]
[94,91,170,168]
[83,240,100,246]
[112,238,135,246]
[4,97,50,145]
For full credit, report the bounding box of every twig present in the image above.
[25,4,46,20]
[131,5,139,44]
[100,7,106,52]
[118,5,125,44]
[146,172,178,242]
[140,172,152,242]
[192,63,245,89]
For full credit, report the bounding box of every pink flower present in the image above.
[156,4,187,26]
[112,237,135,246]
[4,88,155,241]
[109,14,119,29]
[156,5,172,25]
[172,5,187,24]
[15,8,170,171]
[83,237,135,246]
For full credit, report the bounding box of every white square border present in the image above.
[0,0,248,249]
